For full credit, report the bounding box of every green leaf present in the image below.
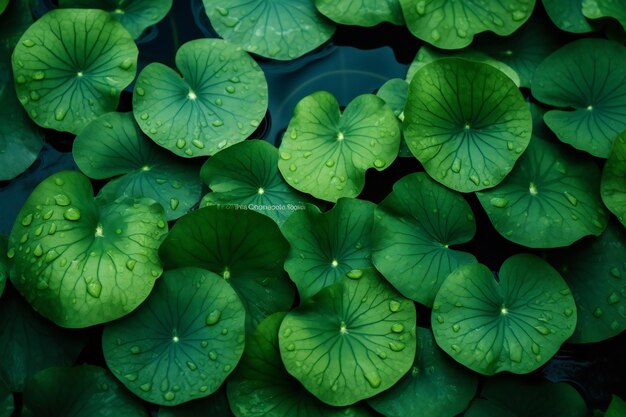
[315,0,403,26]
[399,0,535,49]
[582,0,626,30]
[406,45,521,87]
[279,268,416,406]
[431,254,577,375]
[228,312,364,417]
[159,206,294,331]
[278,91,401,202]
[372,173,477,307]
[601,131,626,227]
[158,389,231,417]
[476,137,608,248]
[367,327,478,417]
[59,0,173,39]
[531,38,626,158]
[200,140,315,225]
[103,267,246,406]
[0,79,43,181]
[464,399,516,417]
[0,287,86,391]
[404,58,531,193]
[0,0,33,53]
[7,170,168,328]
[0,238,7,298]
[474,13,562,88]
[22,365,148,417]
[12,9,138,134]
[549,221,626,343]
[202,0,335,60]
[0,0,8,15]
[376,78,412,157]
[479,376,587,417]
[542,0,593,32]
[73,112,202,220]
[0,379,12,417]
[606,395,626,417]
[282,198,375,300]
[132,39,268,158]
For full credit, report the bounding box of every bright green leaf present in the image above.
[367,327,478,417]
[7,170,168,328]
[606,395,626,417]
[282,198,375,300]
[376,78,412,157]
[532,38,626,158]
[279,268,416,406]
[133,39,268,158]
[203,0,335,60]
[200,140,316,225]
[476,137,608,248]
[601,131,626,227]
[399,0,536,49]
[22,365,148,417]
[404,58,531,192]
[73,112,202,220]
[12,9,138,134]
[102,267,246,406]
[159,206,294,330]
[59,0,173,39]
[542,0,593,32]
[549,221,626,343]
[432,254,577,375]
[315,0,403,26]
[278,91,401,202]
[372,172,477,307]
[582,0,626,31]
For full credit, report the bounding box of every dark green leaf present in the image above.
[606,395,626,417]
[315,0,403,26]
[601,131,626,227]
[582,0,626,31]
[542,0,593,32]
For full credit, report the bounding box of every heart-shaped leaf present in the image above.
[278,91,401,202]
[102,267,246,406]
[279,268,416,406]
[532,38,626,158]
[12,9,138,134]
[7,170,168,328]
[432,254,577,375]
[372,172,477,307]
[404,58,532,192]
[133,39,268,158]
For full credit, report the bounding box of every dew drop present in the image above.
[610,267,621,278]
[564,308,574,317]
[469,174,480,186]
[176,139,186,149]
[124,373,138,382]
[391,323,404,333]
[534,325,550,335]
[209,351,218,360]
[563,191,578,206]
[32,71,45,80]
[33,244,43,257]
[130,345,141,354]
[452,324,461,333]
[364,371,382,388]
[63,208,81,221]
[607,292,620,305]
[139,383,151,392]
[389,342,405,352]
[163,392,175,401]
[325,159,335,167]
[490,197,508,208]
[206,309,221,325]
[451,158,461,173]
[280,152,291,160]
[451,344,461,353]
[389,300,401,312]
[374,159,386,168]
[431,29,441,41]
[21,213,33,226]
[186,361,197,371]
[286,343,296,351]
[54,194,71,206]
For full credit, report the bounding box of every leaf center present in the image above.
[331,259,339,267]
[339,320,348,334]
[336,131,345,141]
[94,224,104,238]
[187,89,197,101]
[529,181,538,196]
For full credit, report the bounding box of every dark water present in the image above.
[1,1,625,415]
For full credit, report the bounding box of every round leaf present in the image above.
[200,140,315,225]
[278,91,401,202]
[158,389,231,417]
[0,287,86,391]
[73,112,202,220]
[372,172,477,307]
[202,0,335,60]
[367,327,478,417]
[399,0,536,49]
[601,131,626,227]
[465,399,516,417]
[531,38,626,158]
[542,0,594,32]
[315,0,403,27]
[103,267,246,406]
[606,395,626,417]
[228,312,365,417]
[432,254,577,375]
[12,9,138,134]
[132,38,268,158]
[582,0,626,31]
[0,80,43,181]
[549,221,626,343]
[22,365,148,417]
[476,137,609,248]
[376,78,412,157]
[159,206,294,330]
[282,198,375,300]
[7,170,168,328]
[59,0,173,39]
[279,268,417,406]
[404,58,532,192]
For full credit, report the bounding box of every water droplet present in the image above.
[288,164,297,172]
[325,159,335,167]
[30,90,40,101]
[452,324,461,332]
[139,383,151,392]
[209,351,218,360]
[33,244,43,257]
[436,315,444,324]
[176,139,186,149]
[610,321,620,331]
[87,281,102,298]
[391,323,404,333]
[346,269,363,279]
[280,152,291,160]
[389,300,401,312]
[469,174,480,186]
[124,373,138,381]
[186,361,197,371]
[512,10,526,21]
[21,213,33,226]
[283,328,293,337]
[303,151,312,158]
[564,308,574,317]
[389,342,405,351]
[374,159,386,168]
[63,208,81,221]
[16,75,27,84]
[216,6,228,15]
[286,343,296,351]
[45,250,59,263]
[32,71,45,80]
[510,345,523,362]
[490,197,508,208]
[415,0,426,15]
[534,325,550,335]
[225,86,236,94]
[206,309,221,325]
[163,392,175,401]
[532,342,541,355]
[451,158,461,173]
[610,267,621,278]
[431,29,441,41]
[6,248,15,259]
[22,39,35,47]
[563,191,578,206]
[451,344,461,353]
[54,194,71,206]
[191,139,205,149]
[212,119,224,127]
[608,292,620,305]
[130,345,141,354]
[364,371,382,388]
